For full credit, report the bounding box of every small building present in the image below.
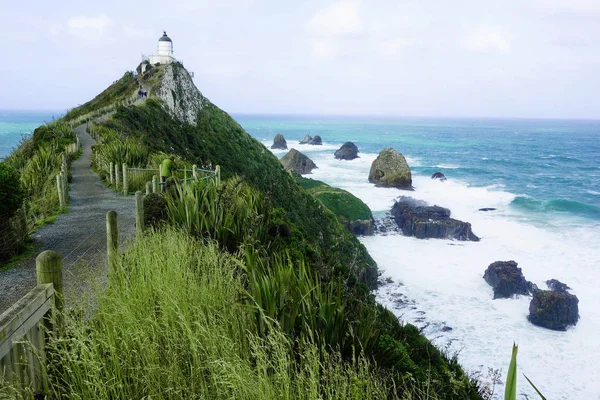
[147,31,175,65]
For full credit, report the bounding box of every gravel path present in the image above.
[0,123,136,313]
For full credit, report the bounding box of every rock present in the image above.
[308,135,322,145]
[391,197,480,241]
[441,326,453,332]
[483,260,535,299]
[528,289,579,330]
[546,279,571,292]
[334,142,359,160]
[299,134,312,144]
[431,172,447,181]
[280,149,317,174]
[478,208,497,212]
[368,148,412,189]
[271,133,288,150]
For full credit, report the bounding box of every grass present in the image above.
[295,176,373,231]
[1,229,401,399]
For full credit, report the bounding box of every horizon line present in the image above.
[1,108,599,122]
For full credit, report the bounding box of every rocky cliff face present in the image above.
[155,63,209,126]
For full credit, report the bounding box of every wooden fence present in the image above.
[0,250,64,394]
[96,163,220,196]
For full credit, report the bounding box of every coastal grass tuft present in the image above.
[32,229,399,399]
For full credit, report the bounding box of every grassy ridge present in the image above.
[106,99,378,287]
[25,64,485,398]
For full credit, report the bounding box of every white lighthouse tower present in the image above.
[148,31,175,65]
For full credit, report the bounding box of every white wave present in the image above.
[303,148,600,399]
[587,190,600,196]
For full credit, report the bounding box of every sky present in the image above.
[2,0,600,118]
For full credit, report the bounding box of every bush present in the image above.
[0,163,24,218]
[143,193,168,229]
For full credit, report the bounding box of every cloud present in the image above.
[122,24,154,40]
[375,39,414,58]
[311,39,338,60]
[68,15,114,32]
[307,1,364,37]
[535,0,600,14]
[461,25,512,54]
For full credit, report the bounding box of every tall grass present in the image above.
[166,176,272,252]
[22,230,400,399]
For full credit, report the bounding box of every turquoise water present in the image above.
[0,110,62,158]
[1,110,599,397]
[235,114,600,399]
[235,115,600,223]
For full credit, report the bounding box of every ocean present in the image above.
[0,110,64,158]
[1,110,599,398]
[236,114,600,400]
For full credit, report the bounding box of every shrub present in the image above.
[0,163,24,218]
[143,193,168,229]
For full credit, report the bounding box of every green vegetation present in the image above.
[19,230,397,399]
[63,71,138,123]
[504,344,547,400]
[296,176,373,234]
[0,63,485,398]
[1,120,79,264]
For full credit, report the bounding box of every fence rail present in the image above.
[0,251,63,393]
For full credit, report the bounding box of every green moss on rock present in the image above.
[297,176,373,235]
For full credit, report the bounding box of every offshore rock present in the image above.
[299,134,313,144]
[391,197,479,241]
[271,133,288,150]
[546,279,571,292]
[483,260,535,299]
[334,142,359,160]
[478,208,497,212]
[529,289,579,331]
[369,148,412,189]
[308,135,322,145]
[280,149,317,175]
[431,171,447,181]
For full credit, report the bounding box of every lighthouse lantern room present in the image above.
[148,31,175,65]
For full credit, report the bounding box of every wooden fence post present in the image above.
[152,175,158,193]
[146,181,152,195]
[115,163,120,190]
[106,211,118,269]
[61,172,68,206]
[135,191,144,236]
[36,250,64,312]
[109,161,114,185]
[36,250,64,334]
[122,163,128,196]
[215,165,221,185]
[56,175,65,209]
[192,164,198,181]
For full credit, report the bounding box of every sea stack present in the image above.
[368,148,412,189]
[308,135,322,145]
[334,142,359,160]
[280,149,317,174]
[483,261,535,299]
[271,134,288,150]
[391,197,480,241]
[299,134,312,144]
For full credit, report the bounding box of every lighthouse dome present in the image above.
[159,31,172,42]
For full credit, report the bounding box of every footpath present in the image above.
[0,123,135,313]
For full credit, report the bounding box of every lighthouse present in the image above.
[148,31,175,65]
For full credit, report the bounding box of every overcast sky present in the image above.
[2,0,600,118]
